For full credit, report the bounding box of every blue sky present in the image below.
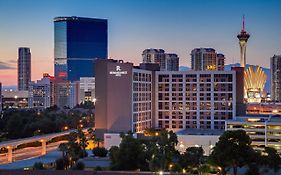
[0,0,281,85]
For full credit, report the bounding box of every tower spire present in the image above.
[242,15,245,32]
[237,15,250,68]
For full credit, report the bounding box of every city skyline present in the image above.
[1,0,281,86]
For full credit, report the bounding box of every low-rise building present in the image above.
[176,129,222,155]
[79,77,95,104]
[246,103,281,115]
[2,90,28,109]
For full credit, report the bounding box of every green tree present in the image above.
[55,157,69,170]
[209,130,254,175]
[198,164,211,175]
[94,137,103,148]
[109,132,147,170]
[148,129,179,171]
[58,143,68,157]
[179,146,204,172]
[57,131,87,169]
[87,128,95,139]
[262,147,281,172]
[77,128,88,157]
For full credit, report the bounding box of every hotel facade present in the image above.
[155,71,236,131]
[95,59,237,137]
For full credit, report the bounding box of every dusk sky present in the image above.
[0,0,281,86]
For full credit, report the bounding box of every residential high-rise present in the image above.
[191,48,225,71]
[18,47,31,91]
[142,49,166,69]
[28,73,55,109]
[142,49,179,71]
[165,54,179,71]
[217,54,225,71]
[271,55,281,102]
[54,16,108,81]
[237,16,250,68]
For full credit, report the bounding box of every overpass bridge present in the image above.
[0,128,91,164]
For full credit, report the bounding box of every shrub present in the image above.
[55,157,69,170]
[92,147,108,157]
[95,166,102,171]
[73,161,85,170]
[33,162,44,170]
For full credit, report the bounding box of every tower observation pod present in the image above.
[237,15,250,68]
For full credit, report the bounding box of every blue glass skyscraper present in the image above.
[54,16,108,81]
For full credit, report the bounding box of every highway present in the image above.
[0,128,91,164]
[0,141,66,164]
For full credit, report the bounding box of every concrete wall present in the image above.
[95,60,108,138]
[176,134,220,156]
[232,67,246,116]
[104,133,122,150]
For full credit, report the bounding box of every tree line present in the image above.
[0,106,94,141]
[109,129,281,175]
[35,128,281,174]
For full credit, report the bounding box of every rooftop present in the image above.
[54,16,107,22]
[176,129,223,136]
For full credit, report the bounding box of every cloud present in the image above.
[0,61,15,70]
[8,59,17,63]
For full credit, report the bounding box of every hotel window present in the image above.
[159,75,169,82]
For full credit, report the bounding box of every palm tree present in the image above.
[59,143,68,157]
[94,137,103,148]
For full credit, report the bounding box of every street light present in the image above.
[93,98,97,105]
[158,171,163,175]
[14,95,18,108]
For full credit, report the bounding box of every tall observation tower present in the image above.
[237,15,250,68]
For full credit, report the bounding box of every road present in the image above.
[0,141,66,164]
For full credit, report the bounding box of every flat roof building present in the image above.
[271,55,281,102]
[226,115,281,152]
[142,49,179,71]
[95,59,237,137]
[54,16,108,81]
[28,74,55,109]
[246,103,281,115]
[2,90,28,109]
[155,70,236,131]
[79,77,95,104]
[191,48,225,71]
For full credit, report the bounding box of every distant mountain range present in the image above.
[179,63,271,93]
